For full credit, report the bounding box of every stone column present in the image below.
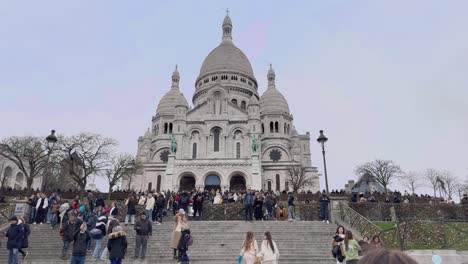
[165,154,176,191]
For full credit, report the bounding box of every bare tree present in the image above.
[424,168,442,197]
[354,159,403,193]
[440,170,460,198]
[0,160,8,188]
[401,171,422,195]
[0,136,52,194]
[57,133,116,199]
[286,165,315,193]
[104,153,139,200]
[40,153,78,192]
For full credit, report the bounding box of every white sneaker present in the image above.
[327,220,330,224]
[156,222,162,225]
[323,220,326,223]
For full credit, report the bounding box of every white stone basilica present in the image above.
[128,14,320,193]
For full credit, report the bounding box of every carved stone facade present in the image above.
[126,15,320,193]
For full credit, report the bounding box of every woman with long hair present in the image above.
[170,209,188,259]
[257,231,279,264]
[341,230,361,264]
[369,235,385,250]
[240,231,258,264]
[331,225,346,264]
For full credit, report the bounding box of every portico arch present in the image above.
[204,174,221,193]
[228,171,248,192]
[179,173,196,192]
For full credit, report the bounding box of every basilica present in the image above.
[128,14,320,193]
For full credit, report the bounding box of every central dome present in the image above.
[199,42,254,77]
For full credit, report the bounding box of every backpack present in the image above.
[90,227,103,239]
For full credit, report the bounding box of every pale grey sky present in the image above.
[1,1,467,193]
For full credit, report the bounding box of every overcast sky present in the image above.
[1,1,467,193]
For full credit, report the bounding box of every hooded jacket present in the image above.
[107,230,128,259]
[6,223,23,249]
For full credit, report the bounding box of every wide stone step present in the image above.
[0,221,336,264]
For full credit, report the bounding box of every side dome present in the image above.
[260,64,290,115]
[260,87,290,115]
[156,66,189,115]
[199,42,254,78]
[156,89,189,115]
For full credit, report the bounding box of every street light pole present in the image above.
[317,130,329,194]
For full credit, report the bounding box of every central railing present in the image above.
[338,202,400,249]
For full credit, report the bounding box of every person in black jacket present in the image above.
[155,193,166,224]
[17,217,30,259]
[107,225,128,264]
[319,192,330,224]
[177,229,192,263]
[60,214,79,260]
[192,192,203,220]
[91,216,107,260]
[134,213,152,259]
[70,223,90,264]
[109,202,119,219]
[5,215,23,264]
[95,196,105,216]
[125,195,137,226]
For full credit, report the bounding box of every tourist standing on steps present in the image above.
[109,202,119,219]
[254,195,264,221]
[17,217,30,260]
[331,225,346,264]
[125,195,137,226]
[244,190,254,222]
[171,209,188,259]
[107,225,128,264]
[35,193,49,224]
[240,231,258,264]
[155,192,166,224]
[70,223,90,264]
[369,235,385,251]
[257,231,280,264]
[320,191,330,224]
[5,215,23,264]
[61,214,79,260]
[192,191,203,220]
[134,212,152,259]
[145,193,155,220]
[91,216,107,260]
[339,230,361,264]
[287,192,295,221]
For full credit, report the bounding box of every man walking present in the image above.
[288,192,295,221]
[60,214,79,260]
[155,193,166,224]
[134,213,152,259]
[70,223,90,264]
[244,190,253,222]
[6,215,23,264]
[125,195,137,226]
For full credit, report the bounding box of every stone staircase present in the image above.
[0,220,336,264]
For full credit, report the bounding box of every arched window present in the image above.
[147,182,152,192]
[284,123,287,134]
[156,175,162,192]
[192,143,197,159]
[155,125,159,136]
[285,181,289,191]
[164,123,168,134]
[267,181,272,191]
[241,101,246,109]
[236,142,241,158]
[213,128,221,152]
[275,122,279,133]
[270,122,274,133]
[275,174,280,191]
[231,99,238,106]
[169,123,173,134]
[262,123,265,134]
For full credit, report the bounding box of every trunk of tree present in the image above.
[79,185,86,200]
[26,177,34,196]
[108,185,113,201]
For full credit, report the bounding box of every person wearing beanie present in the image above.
[6,215,23,264]
[17,217,30,260]
[91,216,107,260]
[107,225,128,264]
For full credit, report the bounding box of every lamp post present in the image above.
[316,130,329,194]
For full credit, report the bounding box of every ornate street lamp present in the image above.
[316,130,329,194]
[46,129,57,151]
